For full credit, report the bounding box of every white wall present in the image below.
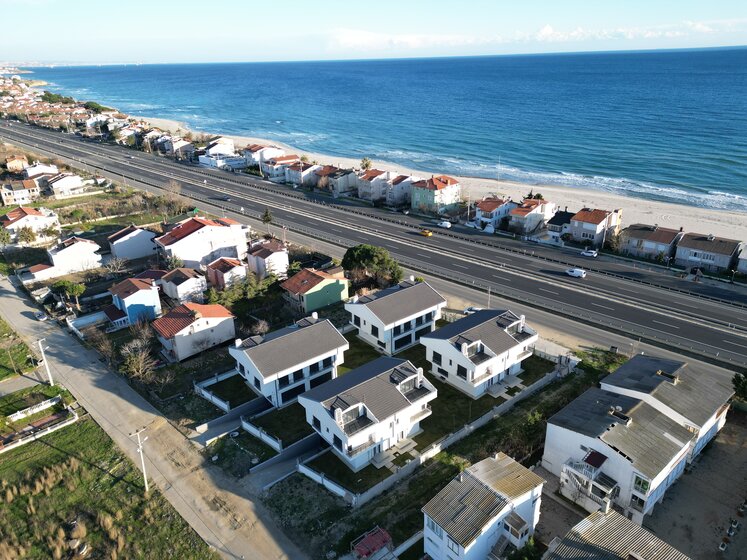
[162,276,207,303]
[111,229,157,260]
[168,316,236,362]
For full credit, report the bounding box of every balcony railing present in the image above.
[345,436,377,457]
[410,405,432,423]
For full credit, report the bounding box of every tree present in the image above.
[129,319,154,344]
[164,255,183,270]
[299,154,309,163]
[0,228,10,249]
[120,338,157,381]
[287,260,302,276]
[341,244,403,287]
[84,327,116,366]
[105,256,128,274]
[360,157,372,170]
[733,372,747,402]
[261,207,273,234]
[251,319,270,336]
[40,225,59,239]
[164,179,188,215]
[17,226,36,245]
[532,192,544,200]
[506,537,542,560]
[67,283,85,309]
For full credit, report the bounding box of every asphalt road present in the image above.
[2,122,747,368]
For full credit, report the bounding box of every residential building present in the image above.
[167,139,194,160]
[23,162,59,180]
[357,169,393,202]
[152,302,235,362]
[280,267,349,313]
[261,155,300,179]
[410,175,462,215]
[205,137,235,157]
[154,216,249,270]
[27,236,102,281]
[198,153,247,170]
[230,316,349,408]
[385,174,421,207]
[104,277,161,329]
[246,240,289,279]
[161,267,207,303]
[1,180,41,205]
[541,387,692,524]
[508,199,558,235]
[47,173,87,199]
[0,206,59,242]
[243,144,285,166]
[315,166,356,197]
[285,162,321,186]
[206,257,246,290]
[546,209,575,243]
[345,279,446,355]
[739,250,747,275]
[298,357,437,471]
[569,208,623,248]
[420,310,538,399]
[599,354,732,461]
[546,509,690,560]
[423,453,545,560]
[474,197,514,231]
[107,225,157,261]
[4,155,28,173]
[674,232,741,273]
[620,224,684,261]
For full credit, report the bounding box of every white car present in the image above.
[580,249,598,257]
[437,220,452,229]
[34,311,49,321]
[464,306,484,315]
[566,268,587,278]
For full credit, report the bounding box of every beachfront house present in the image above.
[23,162,59,180]
[280,267,349,313]
[620,224,684,261]
[154,216,249,270]
[152,302,235,362]
[569,208,623,248]
[345,279,446,355]
[4,155,28,173]
[357,169,394,202]
[104,277,162,330]
[26,236,102,282]
[673,232,741,273]
[205,137,235,156]
[541,387,692,525]
[298,357,437,471]
[198,152,247,170]
[386,174,422,207]
[261,155,300,180]
[1,180,41,206]
[206,257,246,290]
[243,144,285,166]
[410,175,462,215]
[0,206,59,243]
[546,509,691,560]
[546,209,575,243]
[108,225,157,261]
[229,315,349,408]
[419,310,538,399]
[315,166,356,197]
[508,199,557,235]
[474,196,514,231]
[247,240,289,279]
[423,453,545,560]
[161,267,207,303]
[285,162,321,186]
[168,139,195,160]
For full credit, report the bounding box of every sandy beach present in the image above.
[139,115,747,242]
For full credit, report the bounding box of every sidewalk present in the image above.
[0,368,45,397]
[0,276,305,560]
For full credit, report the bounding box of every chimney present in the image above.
[519,314,526,332]
[602,497,611,514]
[409,275,415,282]
[234,338,242,347]
[564,206,568,212]
[311,311,318,320]
[461,342,469,355]
[679,226,683,232]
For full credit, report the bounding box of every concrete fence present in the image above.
[298,457,353,502]
[66,311,108,339]
[0,410,79,455]
[392,531,423,558]
[241,416,283,452]
[7,396,61,422]
[193,370,240,413]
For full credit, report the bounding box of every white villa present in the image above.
[314,166,357,197]
[474,197,515,231]
[152,302,235,362]
[108,225,157,261]
[243,144,285,166]
[423,453,545,560]
[230,315,349,408]
[420,310,538,399]
[246,240,289,279]
[345,279,447,355]
[509,199,558,235]
[261,155,300,179]
[26,236,102,281]
[0,206,59,243]
[386,174,422,207]
[161,267,207,303]
[357,169,394,202]
[47,173,87,199]
[285,162,321,186]
[154,216,249,270]
[298,357,437,471]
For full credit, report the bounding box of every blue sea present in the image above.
[25,48,747,212]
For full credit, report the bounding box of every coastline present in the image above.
[138,114,747,242]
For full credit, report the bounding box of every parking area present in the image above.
[645,411,747,560]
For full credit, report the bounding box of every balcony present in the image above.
[342,414,374,436]
[402,385,434,403]
[345,435,377,457]
[410,405,432,423]
[472,368,499,386]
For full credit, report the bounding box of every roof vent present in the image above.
[656,369,679,384]
[234,338,242,347]
[608,406,631,426]
[311,311,318,320]
[707,234,715,241]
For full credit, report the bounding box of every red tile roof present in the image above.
[135,269,168,281]
[360,169,385,181]
[207,257,243,273]
[162,267,203,286]
[267,155,299,165]
[412,175,459,191]
[5,155,27,164]
[391,175,410,186]
[476,197,508,213]
[572,208,611,225]
[28,263,52,273]
[215,217,240,226]
[21,179,37,190]
[245,144,266,153]
[103,304,127,322]
[0,206,43,227]
[510,199,543,217]
[315,165,340,177]
[155,217,223,246]
[280,268,340,295]
[152,302,233,339]
[248,240,286,259]
[108,277,154,299]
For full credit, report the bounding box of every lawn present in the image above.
[249,402,313,446]
[0,417,219,560]
[396,537,424,560]
[206,374,256,408]
[338,331,382,375]
[157,394,223,433]
[157,347,235,399]
[0,316,35,381]
[306,450,391,494]
[0,385,74,434]
[518,354,556,386]
[205,430,277,478]
[392,451,414,467]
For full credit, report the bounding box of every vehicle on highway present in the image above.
[126,155,135,159]
[565,268,587,278]
[580,249,598,257]
[437,220,452,229]
[420,229,433,237]
[463,306,484,315]
[464,221,478,228]
[34,311,49,321]
[402,209,410,215]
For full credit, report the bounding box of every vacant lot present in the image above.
[205,430,277,478]
[307,450,391,494]
[0,417,219,559]
[250,402,313,446]
[0,315,35,381]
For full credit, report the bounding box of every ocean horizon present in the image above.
[24,48,747,212]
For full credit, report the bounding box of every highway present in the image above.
[2,122,746,368]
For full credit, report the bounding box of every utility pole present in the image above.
[487,285,492,308]
[37,338,53,386]
[130,427,150,493]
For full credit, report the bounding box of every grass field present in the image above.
[250,402,313,446]
[207,374,256,408]
[307,450,391,494]
[206,431,277,478]
[0,385,74,436]
[0,315,35,381]
[337,331,382,375]
[0,417,219,559]
[517,354,556,386]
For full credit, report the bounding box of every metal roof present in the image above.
[466,452,545,501]
[548,388,693,479]
[677,232,740,256]
[547,510,691,560]
[351,280,446,326]
[421,310,526,358]
[602,354,734,427]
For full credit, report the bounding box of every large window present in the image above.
[333,434,343,451]
[426,516,442,538]
[312,416,321,430]
[457,365,467,380]
[633,475,650,495]
[278,375,290,388]
[432,351,442,366]
[630,494,646,512]
[447,537,459,554]
[371,325,379,338]
[353,315,360,327]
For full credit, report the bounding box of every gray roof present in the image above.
[548,388,693,479]
[677,232,740,256]
[300,357,422,421]
[602,354,733,427]
[624,224,682,245]
[351,280,445,326]
[465,452,545,500]
[234,318,348,379]
[547,510,691,560]
[421,310,526,359]
[547,210,575,227]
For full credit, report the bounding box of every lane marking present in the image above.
[417,253,431,260]
[538,288,559,295]
[653,319,680,329]
[590,302,616,311]
[722,339,747,347]
[491,274,510,282]
[453,264,469,270]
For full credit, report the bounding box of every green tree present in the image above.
[17,226,36,245]
[341,244,403,287]
[0,228,11,249]
[164,255,183,270]
[66,283,85,309]
[287,261,302,276]
[360,157,373,170]
[261,207,273,234]
[299,154,309,163]
[506,537,542,560]
[41,225,59,239]
[733,372,747,402]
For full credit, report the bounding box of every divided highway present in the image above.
[2,122,746,368]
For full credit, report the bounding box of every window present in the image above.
[237,362,245,374]
[426,517,442,538]
[353,315,360,327]
[312,416,321,430]
[457,365,467,380]
[633,475,650,495]
[393,325,401,336]
[630,494,646,512]
[322,356,333,369]
[292,369,304,383]
[437,367,448,376]
[278,375,290,388]
[371,325,379,338]
[333,435,343,450]
[432,351,442,366]
[253,377,260,390]
[310,362,320,374]
[447,538,459,554]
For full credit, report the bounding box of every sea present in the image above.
[24,48,747,212]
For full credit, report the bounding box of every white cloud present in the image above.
[328,28,486,52]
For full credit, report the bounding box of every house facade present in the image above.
[673,233,740,273]
[357,169,393,202]
[261,155,300,179]
[230,316,349,408]
[298,357,437,471]
[206,257,246,290]
[4,155,28,173]
[509,199,557,235]
[246,240,289,279]
[280,268,349,313]
[0,206,59,242]
[105,277,161,329]
[161,268,207,303]
[1,180,41,205]
[411,175,462,215]
[243,144,285,166]
[620,224,684,260]
[315,166,356,197]
[154,216,249,270]
[108,225,157,261]
[23,162,59,179]
[569,208,623,248]
[546,210,575,243]
[27,236,102,281]
[47,173,86,199]
[385,175,421,207]
[152,302,235,362]
[420,310,538,399]
[345,279,446,355]
[285,162,321,186]
[423,453,545,560]
[474,197,514,231]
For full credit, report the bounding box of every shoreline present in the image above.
[137,114,747,242]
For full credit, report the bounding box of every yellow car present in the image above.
[420,229,433,237]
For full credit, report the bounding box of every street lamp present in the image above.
[37,338,53,386]
[129,427,150,493]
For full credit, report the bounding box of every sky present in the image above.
[1,0,746,64]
